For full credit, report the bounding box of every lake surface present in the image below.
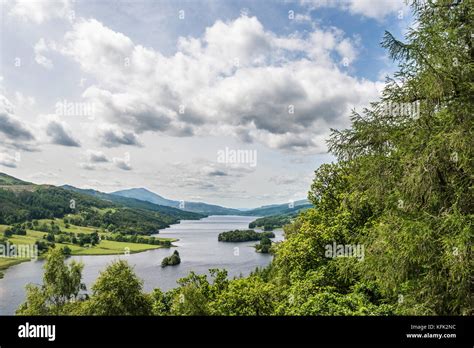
[0,215,283,315]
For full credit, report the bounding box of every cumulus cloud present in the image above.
[0,95,33,140]
[52,16,382,153]
[270,175,299,185]
[113,157,132,171]
[8,0,73,24]
[201,165,229,177]
[301,0,406,21]
[207,169,228,177]
[79,162,95,170]
[97,126,141,148]
[86,150,109,163]
[34,38,53,69]
[0,94,35,151]
[41,116,81,147]
[77,150,109,171]
[0,153,19,168]
[162,160,254,196]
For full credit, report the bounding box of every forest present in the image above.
[14,0,473,316]
[217,230,275,242]
[0,185,200,234]
[249,210,305,231]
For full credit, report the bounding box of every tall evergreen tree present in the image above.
[326,0,473,314]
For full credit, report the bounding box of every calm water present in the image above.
[0,215,283,315]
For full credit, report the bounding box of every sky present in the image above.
[0,0,412,208]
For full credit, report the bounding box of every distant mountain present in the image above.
[111,188,241,215]
[62,185,204,220]
[109,188,176,207]
[0,172,311,234]
[111,187,311,217]
[0,173,203,234]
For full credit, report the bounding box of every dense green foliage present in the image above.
[249,209,308,230]
[0,173,32,185]
[63,185,205,220]
[4,224,27,236]
[239,201,312,217]
[161,250,181,267]
[67,208,174,235]
[0,184,193,235]
[0,186,105,224]
[218,229,275,242]
[255,236,272,253]
[102,233,172,247]
[81,260,153,315]
[15,1,473,316]
[17,248,85,315]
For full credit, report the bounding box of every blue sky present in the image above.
[0,0,412,208]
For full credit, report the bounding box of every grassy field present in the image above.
[36,218,98,234]
[0,220,177,276]
[35,218,174,242]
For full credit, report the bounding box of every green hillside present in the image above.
[248,207,310,230]
[239,201,312,217]
[62,185,205,220]
[0,173,32,186]
[112,187,242,215]
[0,174,201,234]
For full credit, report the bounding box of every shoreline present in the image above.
[0,241,179,278]
[0,258,30,279]
[0,215,275,315]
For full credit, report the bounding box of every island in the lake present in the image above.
[217,229,275,242]
[255,236,272,253]
[161,250,181,267]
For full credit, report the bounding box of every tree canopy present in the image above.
[17,0,473,316]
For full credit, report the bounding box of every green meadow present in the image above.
[0,219,176,277]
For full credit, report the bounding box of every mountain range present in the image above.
[110,187,311,216]
[110,188,242,215]
[0,173,204,234]
[0,172,311,220]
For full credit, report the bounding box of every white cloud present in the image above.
[0,153,19,168]
[34,38,53,69]
[294,13,312,23]
[49,15,381,154]
[79,162,95,170]
[0,93,32,168]
[86,150,109,163]
[8,0,73,24]
[38,115,81,147]
[0,94,36,151]
[113,157,132,171]
[96,125,142,148]
[301,0,406,21]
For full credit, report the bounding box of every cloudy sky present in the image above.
[0,0,411,208]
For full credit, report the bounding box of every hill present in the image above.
[0,172,33,186]
[0,173,202,234]
[62,185,204,220]
[239,199,311,217]
[248,207,311,230]
[112,188,311,216]
[111,188,241,215]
